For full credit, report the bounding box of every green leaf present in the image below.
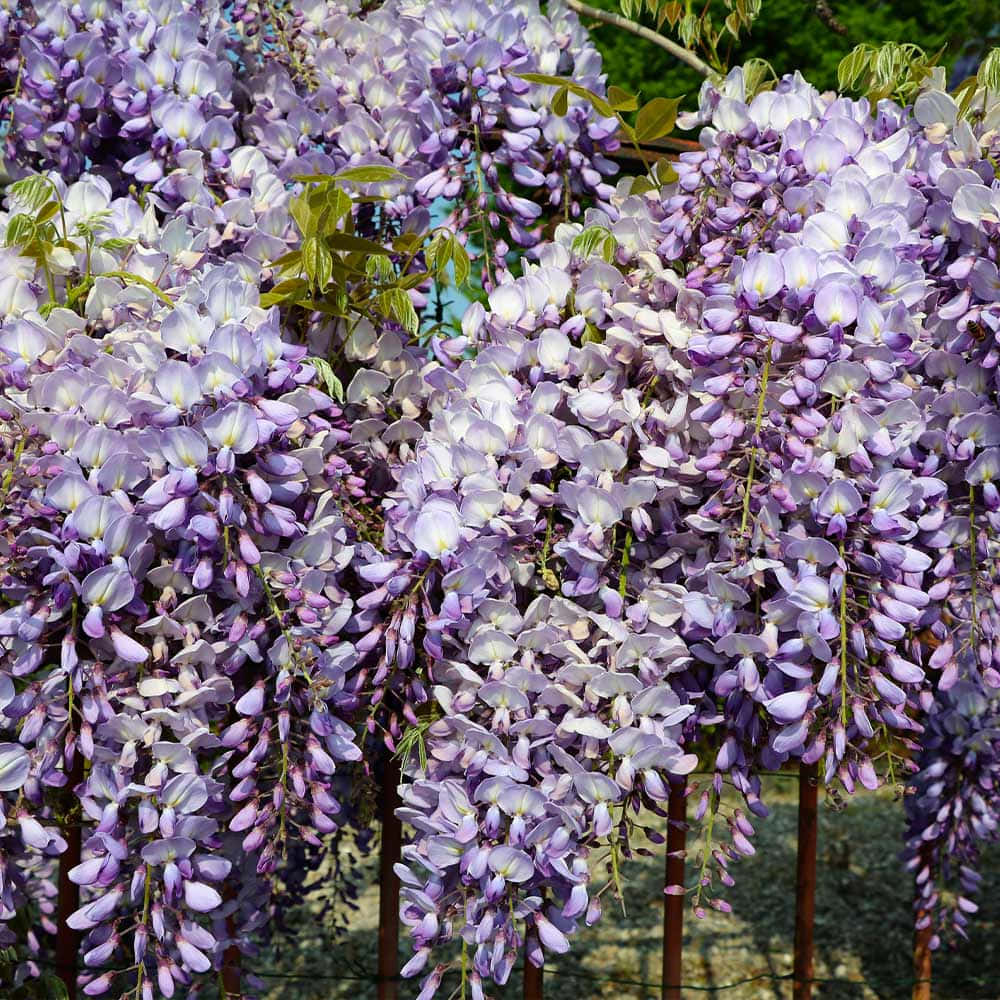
[333,165,406,185]
[607,85,639,112]
[325,232,389,254]
[324,187,354,229]
[271,250,303,271]
[450,239,470,287]
[365,253,395,284]
[35,201,59,225]
[290,194,314,238]
[268,277,310,297]
[100,237,133,252]
[635,97,680,143]
[837,45,871,92]
[305,356,345,401]
[41,974,69,1000]
[392,232,425,255]
[655,162,678,185]
[571,225,616,263]
[375,287,419,336]
[302,235,333,291]
[4,214,36,246]
[8,175,53,213]
[516,73,616,118]
[426,232,471,288]
[629,176,657,196]
[657,1,682,29]
[552,86,569,117]
[103,271,175,308]
[978,48,1000,92]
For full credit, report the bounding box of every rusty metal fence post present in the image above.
[524,937,543,1000]
[55,818,81,1000]
[56,740,84,999]
[913,846,933,1000]
[378,756,402,1000]
[792,762,819,1000]
[662,777,686,1000]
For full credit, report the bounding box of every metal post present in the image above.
[221,889,241,998]
[523,939,543,1000]
[662,777,686,1000]
[378,756,402,1000]
[792,762,818,1000]
[912,919,932,1000]
[56,751,84,1000]
[912,849,933,1000]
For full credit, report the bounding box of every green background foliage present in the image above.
[581,0,999,104]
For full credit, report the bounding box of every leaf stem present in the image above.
[739,347,772,537]
[471,124,495,289]
[839,539,849,728]
[134,868,152,1000]
[619,527,633,598]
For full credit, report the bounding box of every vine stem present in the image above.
[471,124,495,290]
[0,435,26,511]
[133,869,152,1000]
[969,483,979,644]
[691,788,719,913]
[739,348,772,537]
[839,539,849,727]
[563,0,713,77]
[618,527,633,598]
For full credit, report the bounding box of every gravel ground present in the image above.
[257,777,1000,1000]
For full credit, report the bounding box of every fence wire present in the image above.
[35,951,1000,998]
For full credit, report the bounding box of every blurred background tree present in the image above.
[580,0,999,102]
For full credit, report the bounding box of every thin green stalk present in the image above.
[471,124,494,289]
[134,868,152,1000]
[278,737,289,856]
[609,814,627,916]
[739,348,772,537]
[839,539,849,727]
[253,564,312,683]
[619,528,633,598]
[969,483,979,643]
[461,937,468,1000]
[539,508,558,591]
[0,436,26,510]
[692,788,719,912]
[41,255,56,307]
[6,57,23,137]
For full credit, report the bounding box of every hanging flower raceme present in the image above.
[381,60,1000,971]
[361,224,731,992]
[0,248,374,996]
[1,0,239,186]
[903,674,1000,946]
[619,65,1000,924]
[235,0,620,283]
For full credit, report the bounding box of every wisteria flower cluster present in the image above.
[0,0,237,184]
[3,0,1000,994]
[373,64,1000,986]
[235,0,621,282]
[904,674,1000,946]
[1,0,622,293]
[0,245,372,996]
